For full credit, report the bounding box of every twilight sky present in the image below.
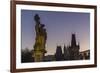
[21,10,90,55]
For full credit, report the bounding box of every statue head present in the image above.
[34,14,40,22]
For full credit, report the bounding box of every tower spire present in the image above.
[71,33,76,47]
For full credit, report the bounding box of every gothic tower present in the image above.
[71,34,76,47]
[70,33,80,60]
[55,46,63,61]
[63,45,70,60]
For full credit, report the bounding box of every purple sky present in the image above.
[21,10,90,55]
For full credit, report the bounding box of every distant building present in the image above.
[63,45,70,60]
[44,33,90,61]
[79,50,90,59]
[30,33,90,62]
[63,34,80,60]
[69,34,80,60]
[55,46,63,61]
[44,55,55,61]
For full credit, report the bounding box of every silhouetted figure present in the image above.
[32,14,47,62]
[34,14,40,24]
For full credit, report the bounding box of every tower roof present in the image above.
[71,33,76,47]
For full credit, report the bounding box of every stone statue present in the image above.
[32,14,47,62]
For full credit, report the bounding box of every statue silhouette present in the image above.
[33,14,47,62]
